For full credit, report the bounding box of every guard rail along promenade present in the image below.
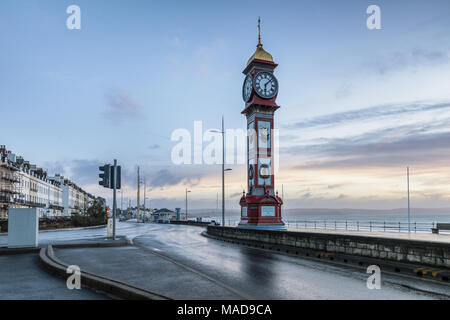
[206,225,450,269]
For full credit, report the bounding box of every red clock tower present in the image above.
[238,19,285,230]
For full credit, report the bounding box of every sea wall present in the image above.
[206,225,450,268]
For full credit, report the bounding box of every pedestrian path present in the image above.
[0,253,107,300]
[286,227,450,244]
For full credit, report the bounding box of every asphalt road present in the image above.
[127,223,450,300]
[2,221,449,299]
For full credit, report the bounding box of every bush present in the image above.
[71,215,105,227]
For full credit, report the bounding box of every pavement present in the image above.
[286,227,450,244]
[0,253,107,300]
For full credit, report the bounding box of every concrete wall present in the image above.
[207,226,450,268]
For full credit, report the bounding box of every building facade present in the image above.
[0,145,98,218]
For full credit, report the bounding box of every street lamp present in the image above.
[185,189,191,221]
[209,116,232,228]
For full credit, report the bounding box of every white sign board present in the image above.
[8,208,39,248]
[261,206,275,217]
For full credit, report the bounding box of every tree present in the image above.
[86,199,106,220]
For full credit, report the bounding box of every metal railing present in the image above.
[205,218,447,234]
[283,219,444,233]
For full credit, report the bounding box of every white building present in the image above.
[0,145,98,218]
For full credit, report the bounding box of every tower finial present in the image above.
[257,17,262,48]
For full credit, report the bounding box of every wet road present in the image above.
[1,221,449,299]
[128,223,449,300]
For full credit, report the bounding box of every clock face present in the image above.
[242,74,253,102]
[253,71,278,99]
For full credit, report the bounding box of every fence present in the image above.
[283,220,443,233]
[209,218,446,234]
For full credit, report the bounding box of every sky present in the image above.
[1,0,450,211]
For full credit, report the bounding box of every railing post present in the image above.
[383,221,386,232]
[357,221,359,231]
[414,222,417,233]
[324,220,327,229]
[398,222,401,232]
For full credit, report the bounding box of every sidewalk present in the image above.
[286,227,450,244]
[0,253,107,300]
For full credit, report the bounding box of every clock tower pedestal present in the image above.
[238,19,285,231]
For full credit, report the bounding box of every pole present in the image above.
[112,159,117,240]
[222,116,225,228]
[144,178,146,211]
[407,167,411,234]
[185,188,188,221]
[137,166,140,223]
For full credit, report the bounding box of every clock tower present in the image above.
[238,18,285,230]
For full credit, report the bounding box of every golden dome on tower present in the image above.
[247,17,274,66]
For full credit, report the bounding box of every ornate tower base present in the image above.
[238,190,285,230]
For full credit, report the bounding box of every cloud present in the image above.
[286,101,450,130]
[281,100,450,170]
[368,48,449,76]
[102,88,143,123]
[43,159,137,189]
[149,169,202,188]
[335,83,352,99]
[289,127,450,170]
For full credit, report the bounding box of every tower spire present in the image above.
[257,17,262,48]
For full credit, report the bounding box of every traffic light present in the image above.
[99,164,111,188]
[110,165,121,189]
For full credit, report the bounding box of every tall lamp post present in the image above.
[210,116,232,228]
[185,189,191,221]
[407,167,411,234]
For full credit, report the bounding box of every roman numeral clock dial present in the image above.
[253,71,278,99]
